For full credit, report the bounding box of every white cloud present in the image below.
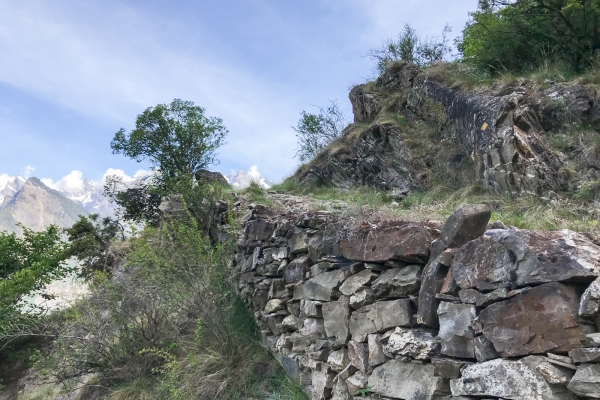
[42,170,85,193]
[22,165,35,178]
[0,173,15,190]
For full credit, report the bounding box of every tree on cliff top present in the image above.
[111,99,228,185]
[294,101,347,162]
[458,0,600,72]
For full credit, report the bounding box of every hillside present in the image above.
[0,177,87,235]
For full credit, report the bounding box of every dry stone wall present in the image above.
[228,194,600,399]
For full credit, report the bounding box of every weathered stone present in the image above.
[340,221,439,264]
[252,289,269,310]
[280,355,300,382]
[450,357,577,399]
[265,299,286,314]
[294,269,347,301]
[570,348,600,363]
[322,297,350,346]
[384,327,440,360]
[453,228,600,291]
[438,302,476,359]
[371,265,421,297]
[301,299,322,317]
[416,256,447,328]
[523,356,575,385]
[567,364,600,398]
[349,299,413,342]
[299,318,326,338]
[331,379,352,400]
[368,360,445,399]
[479,283,586,357]
[281,315,299,331]
[459,288,509,307]
[439,267,459,295]
[285,255,312,284]
[587,333,600,347]
[580,277,600,317]
[289,230,308,254]
[367,333,388,368]
[474,335,500,362]
[308,231,326,261]
[339,269,377,296]
[349,288,376,310]
[328,349,349,371]
[311,365,335,400]
[437,204,492,250]
[244,219,275,244]
[432,358,470,379]
[345,371,369,395]
[348,341,369,373]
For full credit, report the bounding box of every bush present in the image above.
[368,24,453,74]
[293,101,347,162]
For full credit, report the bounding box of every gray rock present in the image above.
[567,364,600,398]
[244,219,275,244]
[570,348,600,363]
[322,297,350,346]
[523,356,575,385]
[587,333,600,347]
[349,300,413,342]
[368,360,446,399]
[339,269,377,296]
[289,230,308,254]
[301,299,322,317]
[452,228,600,291]
[348,340,369,373]
[367,333,388,368]
[311,365,335,400]
[474,335,500,362]
[264,299,286,313]
[281,315,299,331]
[416,256,447,328]
[458,288,509,307]
[383,327,440,360]
[437,204,492,250]
[432,358,471,379]
[328,349,349,371]
[345,371,369,396]
[340,221,439,264]
[450,357,577,399]
[294,269,347,301]
[438,302,476,359]
[349,288,376,310]
[371,265,421,297]
[479,283,586,357]
[285,254,312,284]
[331,379,352,400]
[580,277,600,317]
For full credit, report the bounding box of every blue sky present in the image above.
[0,0,477,183]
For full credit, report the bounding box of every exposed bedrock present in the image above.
[298,61,600,198]
[227,195,600,399]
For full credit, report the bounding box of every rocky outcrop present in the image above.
[296,61,600,199]
[228,195,600,399]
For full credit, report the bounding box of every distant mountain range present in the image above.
[0,175,115,234]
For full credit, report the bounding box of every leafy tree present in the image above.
[64,214,125,279]
[111,99,228,185]
[458,0,600,72]
[0,225,70,330]
[368,24,453,73]
[108,99,228,223]
[293,101,347,162]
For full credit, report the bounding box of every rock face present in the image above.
[479,283,586,357]
[453,228,600,291]
[227,196,600,400]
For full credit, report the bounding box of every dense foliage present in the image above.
[0,225,70,331]
[458,0,600,72]
[293,101,347,162]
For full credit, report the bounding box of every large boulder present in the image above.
[450,357,577,399]
[452,228,600,291]
[340,221,439,264]
[479,282,586,357]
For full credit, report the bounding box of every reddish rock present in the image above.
[340,221,439,264]
[479,282,586,357]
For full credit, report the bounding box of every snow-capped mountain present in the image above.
[0,174,26,207]
[59,178,116,217]
[225,166,275,190]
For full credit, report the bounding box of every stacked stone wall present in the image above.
[230,194,600,399]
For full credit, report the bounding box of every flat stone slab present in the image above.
[371,265,421,297]
[450,357,578,399]
[568,363,600,398]
[340,221,439,264]
[293,269,346,301]
[438,302,476,359]
[479,282,586,357]
[368,360,445,399]
[452,228,600,291]
[349,299,413,342]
